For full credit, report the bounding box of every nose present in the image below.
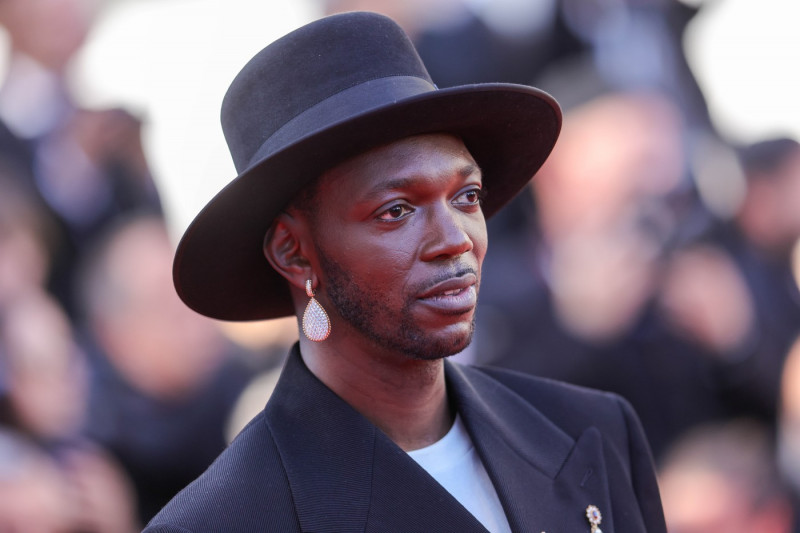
[419,204,475,262]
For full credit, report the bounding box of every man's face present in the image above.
[304,133,487,360]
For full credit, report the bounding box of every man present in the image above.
[145,12,665,533]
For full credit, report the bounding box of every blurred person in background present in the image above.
[0,290,139,532]
[555,0,713,135]
[660,138,800,427]
[658,419,794,533]
[476,88,741,459]
[724,138,800,409]
[526,90,684,346]
[0,0,162,317]
[79,215,254,523]
[485,92,798,459]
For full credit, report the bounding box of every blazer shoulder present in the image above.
[464,363,652,468]
[144,410,300,533]
[470,364,630,432]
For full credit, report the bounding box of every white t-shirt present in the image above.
[407,415,513,533]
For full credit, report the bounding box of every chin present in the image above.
[407,323,474,361]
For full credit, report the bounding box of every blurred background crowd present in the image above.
[0,0,798,531]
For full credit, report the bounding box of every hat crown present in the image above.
[221,12,432,174]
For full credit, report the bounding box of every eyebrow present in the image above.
[360,163,481,201]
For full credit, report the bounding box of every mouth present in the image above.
[416,273,478,314]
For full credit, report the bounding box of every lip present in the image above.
[416,273,478,314]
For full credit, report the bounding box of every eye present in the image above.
[454,187,484,206]
[377,203,414,221]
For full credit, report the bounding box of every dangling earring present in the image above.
[302,279,331,342]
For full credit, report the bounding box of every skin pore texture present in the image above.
[263,133,488,451]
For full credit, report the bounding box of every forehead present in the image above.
[317,133,479,195]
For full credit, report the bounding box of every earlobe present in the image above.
[263,213,311,290]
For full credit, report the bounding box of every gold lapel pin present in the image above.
[585,505,603,533]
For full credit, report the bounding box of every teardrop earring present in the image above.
[302,279,331,342]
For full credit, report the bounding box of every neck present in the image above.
[299,335,454,452]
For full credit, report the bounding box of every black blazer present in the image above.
[144,344,666,532]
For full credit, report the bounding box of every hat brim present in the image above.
[174,83,561,321]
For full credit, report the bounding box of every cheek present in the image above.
[469,216,489,263]
[314,224,413,284]
[355,242,416,282]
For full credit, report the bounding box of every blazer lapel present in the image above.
[265,346,374,532]
[365,430,489,533]
[266,346,487,533]
[447,362,614,533]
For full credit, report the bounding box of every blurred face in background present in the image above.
[660,421,793,533]
[533,91,684,242]
[87,218,226,401]
[2,291,87,440]
[0,0,100,70]
[739,147,800,254]
[771,150,800,247]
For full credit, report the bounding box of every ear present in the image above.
[263,211,315,292]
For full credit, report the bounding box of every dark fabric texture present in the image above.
[172,12,561,322]
[144,344,666,533]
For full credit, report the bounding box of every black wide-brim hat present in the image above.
[174,11,561,321]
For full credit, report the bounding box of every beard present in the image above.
[316,246,476,360]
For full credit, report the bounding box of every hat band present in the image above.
[246,75,436,169]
